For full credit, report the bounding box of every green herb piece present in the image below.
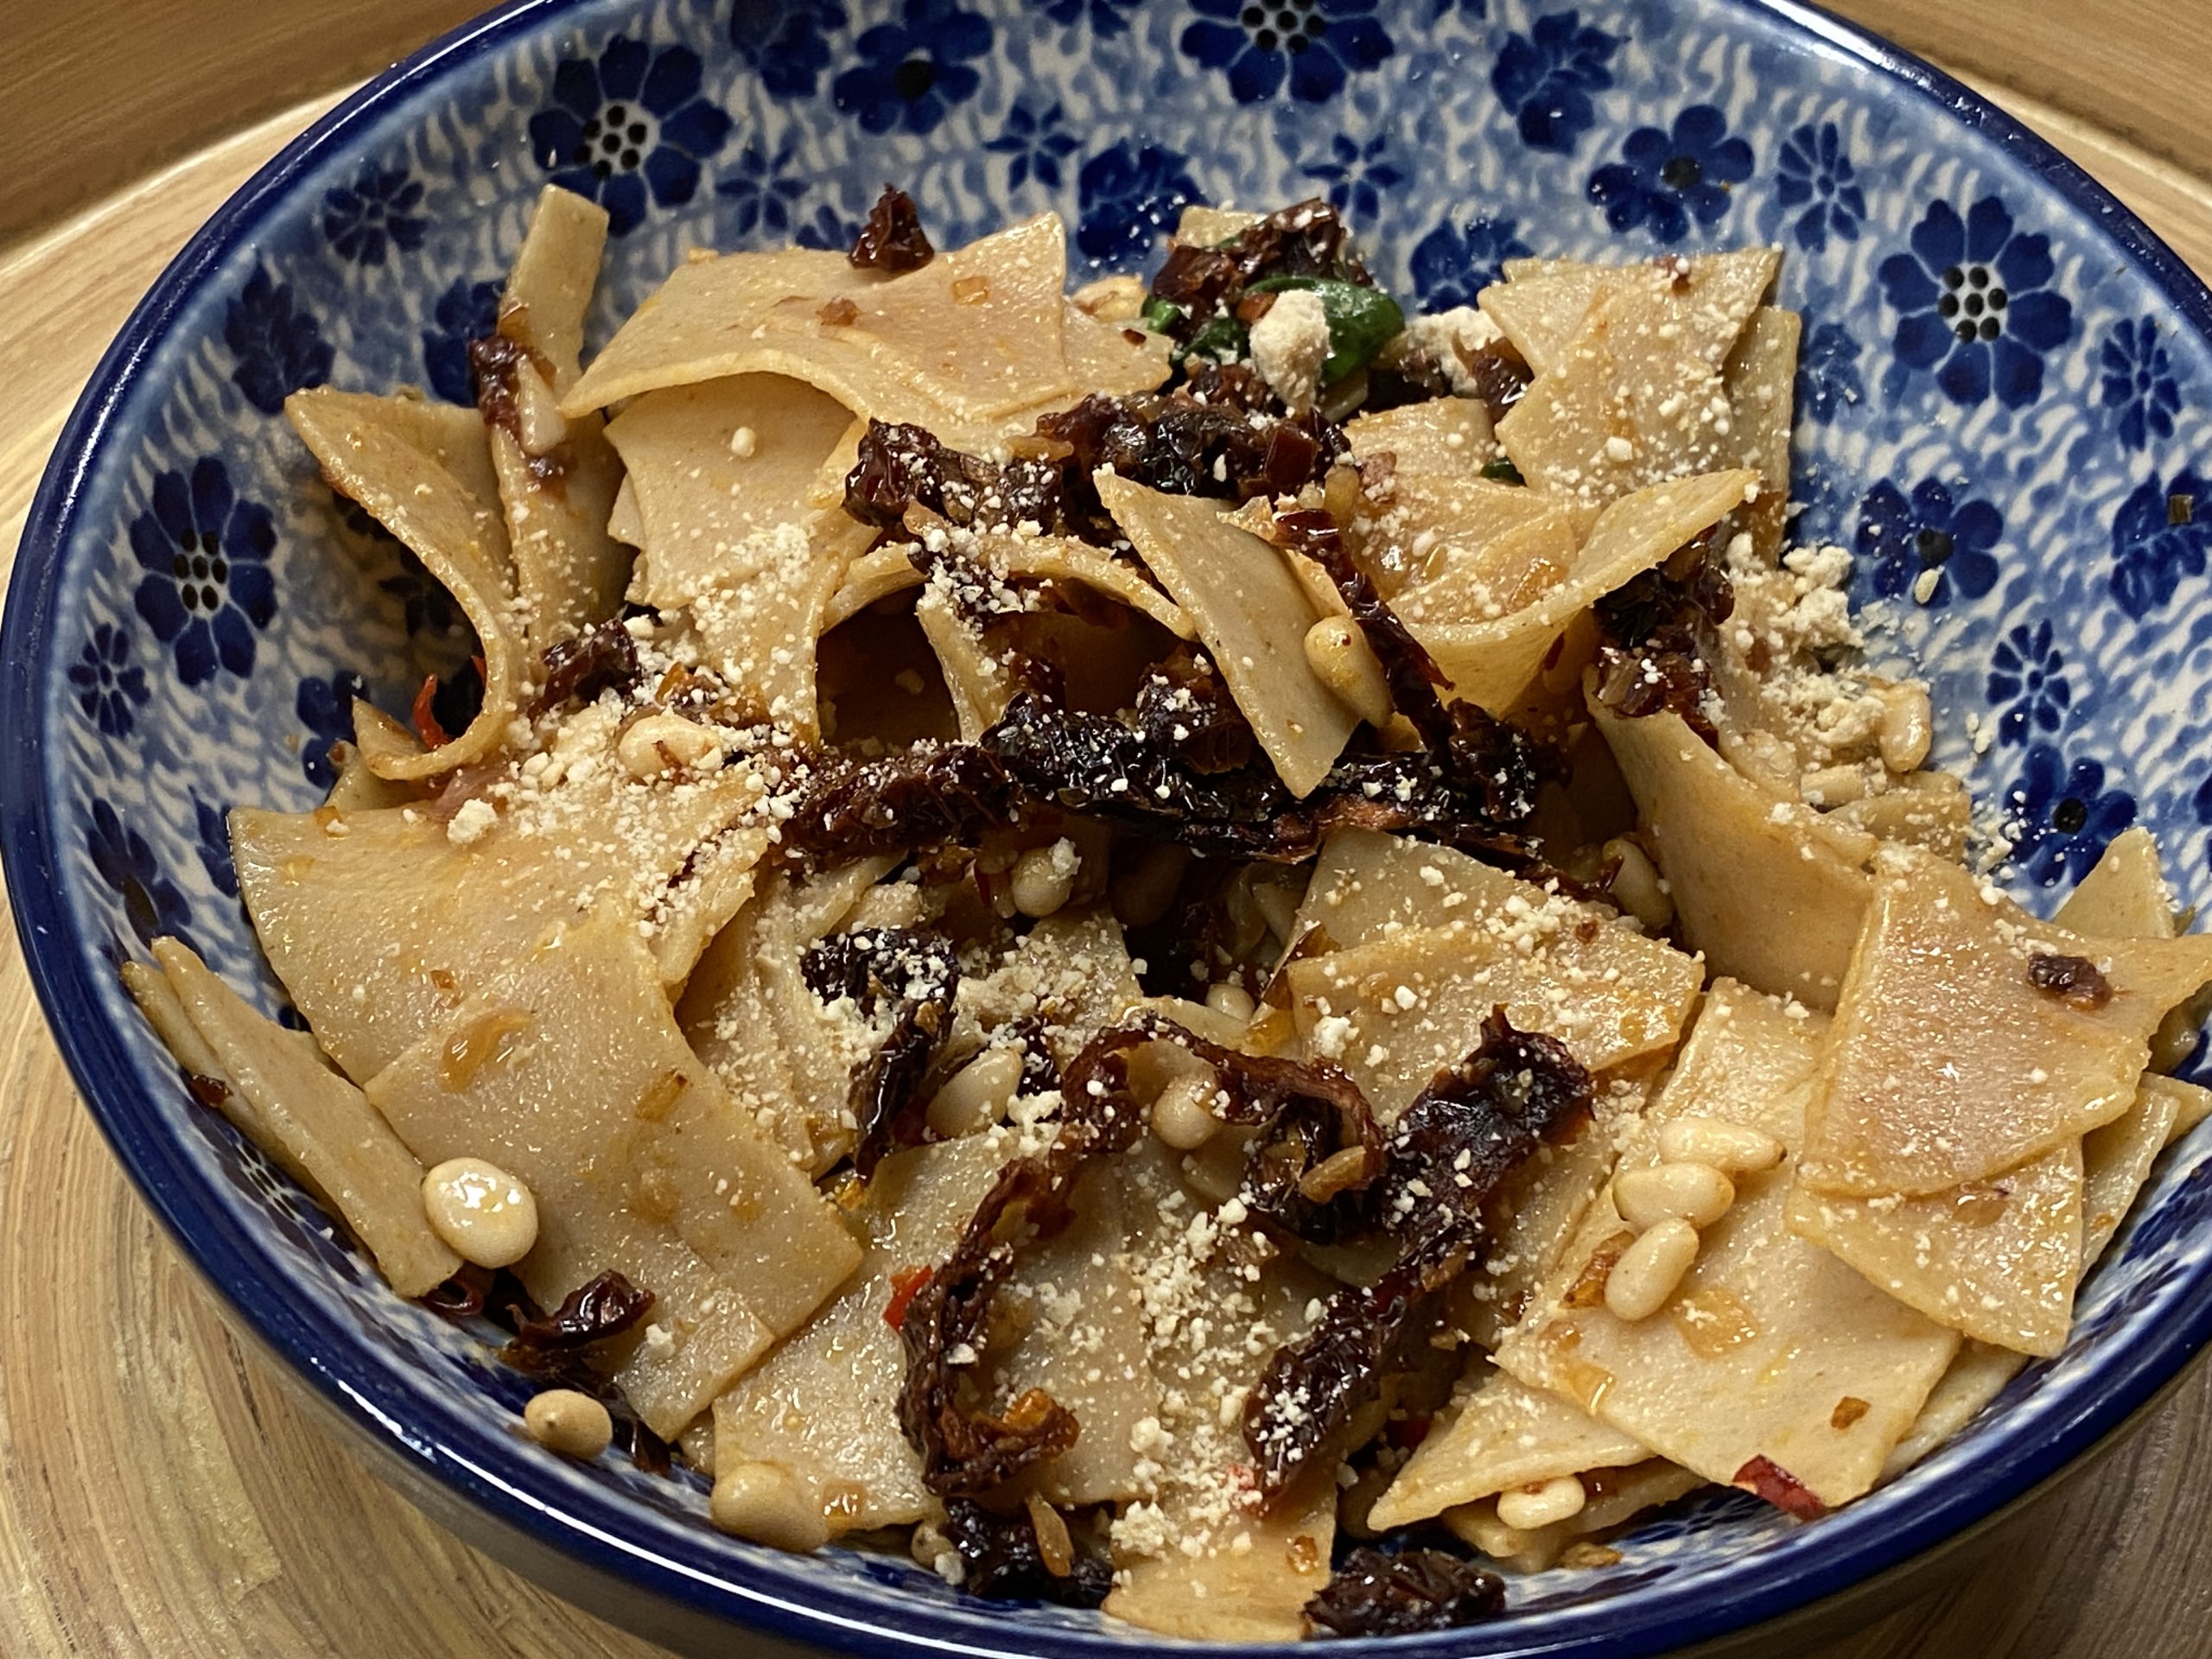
[1245,276,1404,384]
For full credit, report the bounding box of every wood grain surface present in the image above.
[5,11,2212,1657]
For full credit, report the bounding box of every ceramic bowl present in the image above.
[11,0,2212,1653]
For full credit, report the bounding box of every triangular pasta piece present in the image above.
[1284,876,1702,1119]
[1878,1340,2025,1481]
[1421,469,1753,712]
[1800,848,2212,1198]
[1096,472,1355,797]
[146,938,460,1297]
[286,390,525,779]
[483,185,629,657]
[2082,1081,2181,1265]
[1718,306,1799,560]
[1061,300,1173,397]
[1344,397,1496,473]
[1477,268,1613,376]
[913,581,1014,742]
[365,909,861,1438]
[1367,1363,1649,1530]
[1594,698,1875,1010]
[1359,474,1584,632]
[1495,251,1779,508]
[1446,1459,1706,1572]
[1497,979,1960,1510]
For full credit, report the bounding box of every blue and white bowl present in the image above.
[10,0,2212,1652]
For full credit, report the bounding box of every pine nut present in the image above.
[926,1046,1024,1139]
[1614,1162,1734,1231]
[1604,1217,1700,1321]
[1659,1116,1785,1174]
[1110,842,1188,928]
[1494,1474,1587,1531]
[1601,837,1673,931]
[711,1460,830,1550]
[524,1389,613,1459]
[1010,840,1077,918]
[618,711,721,779]
[422,1156,538,1268]
[1205,982,1258,1022]
[1877,683,1934,773]
[1151,1071,1223,1151]
[1302,617,1394,728]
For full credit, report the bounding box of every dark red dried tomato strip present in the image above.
[802,927,960,1178]
[504,1269,655,1357]
[1273,506,1450,750]
[1306,1546,1505,1637]
[849,185,935,273]
[531,617,641,715]
[2027,952,2113,1009]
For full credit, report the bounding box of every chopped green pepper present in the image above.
[1244,275,1405,384]
[1140,295,1187,335]
[1179,314,1249,366]
[1481,457,1525,485]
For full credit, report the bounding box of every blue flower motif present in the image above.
[86,800,194,951]
[67,623,149,739]
[1491,10,1618,153]
[1587,105,1753,244]
[1986,620,2069,747]
[321,163,427,266]
[224,266,332,416]
[1854,477,2002,607]
[192,797,238,899]
[1408,212,1532,310]
[1043,0,1142,35]
[2004,744,2134,889]
[986,100,1081,193]
[834,0,993,135]
[1877,196,2074,409]
[1180,0,1393,104]
[1300,131,1404,225]
[2109,467,2210,620]
[297,671,370,790]
[130,460,278,687]
[728,0,846,98]
[1077,140,1205,267]
[529,36,733,235]
[794,201,859,251]
[2098,317,2181,452]
[1796,321,1864,423]
[715,134,811,238]
[421,276,501,405]
[1772,122,1864,251]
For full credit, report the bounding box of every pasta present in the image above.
[124,183,2212,1641]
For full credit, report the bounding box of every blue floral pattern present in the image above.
[224,267,333,416]
[1180,0,1394,104]
[1300,131,1404,223]
[2098,317,2181,451]
[1491,10,1618,152]
[715,136,812,236]
[421,276,502,405]
[296,671,371,789]
[728,0,846,98]
[530,36,732,234]
[321,164,428,266]
[1986,620,2069,747]
[1856,477,2003,607]
[985,101,1080,193]
[1773,122,1864,251]
[2109,468,2210,620]
[130,461,278,686]
[1878,195,2074,409]
[1408,212,1532,310]
[834,0,992,134]
[87,800,194,951]
[68,624,149,739]
[2005,744,2136,888]
[1077,140,1205,266]
[192,798,239,899]
[1796,320,1864,423]
[1587,105,1753,244]
[1043,0,1142,34]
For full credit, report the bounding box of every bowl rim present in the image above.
[10,0,2212,1653]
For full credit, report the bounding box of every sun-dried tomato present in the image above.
[1244,1013,1591,1494]
[803,927,960,1178]
[844,420,1063,536]
[785,744,1022,864]
[849,185,935,273]
[941,1499,1114,1606]
[2028,952,2113,1009]
[531,617,642,715]
[1306,1547,1506,1637]
[1273,506,1447,750]
[504,1269,656,1359]
[1132,646,1256,775]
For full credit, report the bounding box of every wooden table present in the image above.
[6,6,2212,1656]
